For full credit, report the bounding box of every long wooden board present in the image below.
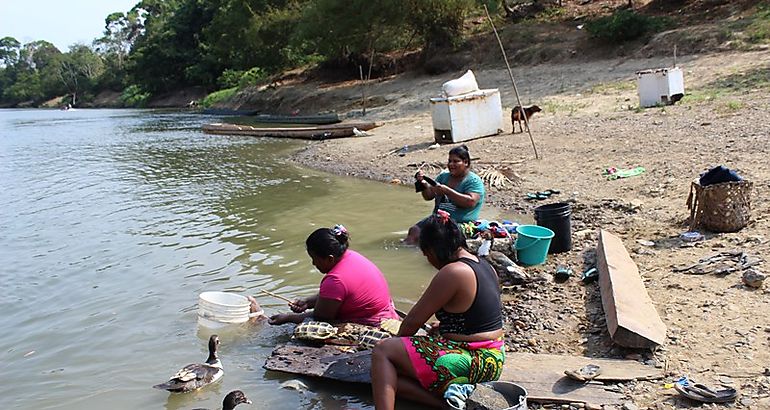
[202,122,378,140]
[263,345,664,405]
[597,229,667,348]
[498,352,663,405]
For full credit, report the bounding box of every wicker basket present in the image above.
[686,179,752,232]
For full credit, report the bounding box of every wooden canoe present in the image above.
[251,113,341,125]
[202,122,378,140]
[201,108,259,116]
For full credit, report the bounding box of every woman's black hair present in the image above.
[419,214,467,266]
[448,144,471,167]
[306,226,349,258]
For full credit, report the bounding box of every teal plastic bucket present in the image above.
[515,225,555,266]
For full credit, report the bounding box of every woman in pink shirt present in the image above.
[268,225,399,326]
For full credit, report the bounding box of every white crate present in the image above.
[430,89,504,144]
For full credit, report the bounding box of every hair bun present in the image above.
[332,224,348,237]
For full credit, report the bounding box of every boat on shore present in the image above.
[200,110,341,125]
[251,113,341,125]
[202,122,378,140]
[201,108,259,116]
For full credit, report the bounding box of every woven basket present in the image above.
[686,179,752,232]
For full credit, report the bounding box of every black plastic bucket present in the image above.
[534,202,572,254]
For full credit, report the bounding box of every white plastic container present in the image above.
[636,67,684,108]
[442,70,480,97]
[431,89,504,143]
[198,291,251,328]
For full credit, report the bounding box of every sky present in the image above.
[0,0,140,51]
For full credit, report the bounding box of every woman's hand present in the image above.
[289,298,309,313]
[268,313,301,325]
[433,184,448,196]
[427,321,441,335]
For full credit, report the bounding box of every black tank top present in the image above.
[435,257,503,335]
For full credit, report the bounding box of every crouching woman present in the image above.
[371,210,504,409]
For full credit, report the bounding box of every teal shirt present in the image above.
[434,171,485,223]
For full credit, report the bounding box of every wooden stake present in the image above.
[673,44,677,68]
[359,65,367,116]
[259,288,293,304]
[483,5,540,160]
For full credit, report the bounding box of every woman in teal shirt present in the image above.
[404,145,485,245]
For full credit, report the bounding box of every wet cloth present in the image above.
[401,335,505,393]
[603,166,646,180]
[444,383,476,410]
[319,250,399,326]
[433,171,485,223]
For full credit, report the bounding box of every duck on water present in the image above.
[192,390,251,410]
[153,335,223,392]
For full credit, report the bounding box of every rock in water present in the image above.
[281,379,309,391]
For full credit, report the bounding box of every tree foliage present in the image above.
[1,0,489,107]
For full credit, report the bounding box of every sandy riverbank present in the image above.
[282,49,770,408]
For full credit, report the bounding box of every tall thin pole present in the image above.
[359,65,366,116]
[483,5,539,160]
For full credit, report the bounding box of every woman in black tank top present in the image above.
[371,210,505,409]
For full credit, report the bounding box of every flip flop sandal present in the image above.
[581,267,599,283]
[674,383,738,403]
[555,265,573,282]
[564,364,602,382]
[526,193,548,200]
[544,189,561,195]
[537,191,553,197]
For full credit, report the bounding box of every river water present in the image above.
[0,109,437,409]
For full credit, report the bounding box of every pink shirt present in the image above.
[319,250,399,326]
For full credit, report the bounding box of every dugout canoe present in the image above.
[251,113,341,125]
[201,108,259,116]
[202,122,378,140]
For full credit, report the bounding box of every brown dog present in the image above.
[511,105,542,133]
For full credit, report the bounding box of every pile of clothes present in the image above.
[459,220,518,239]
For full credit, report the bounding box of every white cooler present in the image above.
[430,89,504,144]
[636,67,685,108]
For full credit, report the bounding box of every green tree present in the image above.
[52,45,105,105]
[128,0,219,92]
[0,36,21,67]
[20,40,61,70]
[94,11,142,71]
[296,0,407,60]
[405,0,474,52]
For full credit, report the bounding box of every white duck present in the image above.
[153,335,223,392]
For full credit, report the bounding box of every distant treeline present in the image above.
[0,0,500,108]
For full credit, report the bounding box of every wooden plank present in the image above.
[498,352,661,406]
[264,345,663,406]
[500,352,664,382]
[597,229,667,348]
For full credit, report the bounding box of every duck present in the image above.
[192,390,251,410]
[153,334,224,392]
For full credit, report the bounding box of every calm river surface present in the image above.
[0,109,437,409]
